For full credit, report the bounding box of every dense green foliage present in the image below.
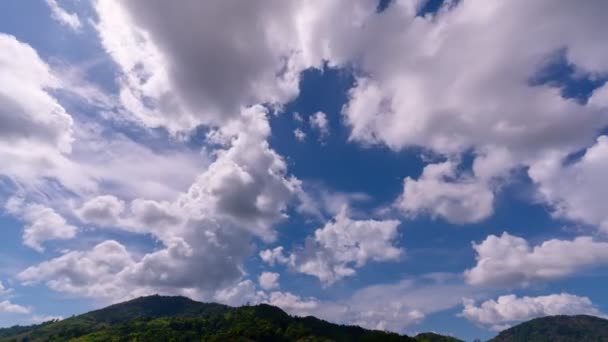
[0,295,228,342]
[4,296,605,342]
[490,315,608,342]
[0,323,52,339]
[0,296,436,342]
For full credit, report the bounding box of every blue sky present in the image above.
[1,0,608,340]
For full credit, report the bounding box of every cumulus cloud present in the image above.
[77,195,125,227]
[529,135,608,232]
[464,233,608,288]
[46,0,81,30]
[19,106,298,301]
[258,272,280,290]
[18,240,137,299]
[341,0,608,153]
[268,291,319,312]
[330,0,608,228]
[0,33,76,189]
[0,301,30,314]
[92,0,344,132]
[10,1,608,332]
[461,293,604,331]
[293,128,306,142]
[260,247,291,267]
[398,160,494,224]
[6,202,77,252]
[309,111,329,139]
[261,208,401,284]
[213,280,266,307]
[0,33,202,203]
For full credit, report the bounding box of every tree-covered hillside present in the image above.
[5,295,606,342]
[490,315,608,342]
[0,295,460,342]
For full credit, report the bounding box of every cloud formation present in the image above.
[258,272,280,291]
[46,0,81,30]
[92,0,341,132]
[261,208,401,284]
[398,160,494,224]
[465,233,608,288]
[0,301,30,314]
[334,0,608,229]
[0,33,75,190]
[461,293,604,331]
[309,111,329,139]
[530,135,608,232]
[20,106,298,301]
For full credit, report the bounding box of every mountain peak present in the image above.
[490,314,608,342]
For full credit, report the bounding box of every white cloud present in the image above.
[398,160,494,224]
[19,106,298,301]
[330,0,608,228]
[92,0,334,132]
[464,232,608,288]
[18,240,136,299]
[309,111,329,139]
[529,135,608,232]
[262,208,401,284]
[0,281,15,299]
[268,291,319,312]
[6,202,77,252]
[46,0,82,30]
[0,33,78,191]
[69,131,208,201]
[213,280,265,307]
[0,34,202,203]
[259,247,291,267]
[340,0,608,154]
[461,293,604,331]
[77,195,125,227]
[258,272,280,290]
[0,301,30,314]
[267,274,475,333]
[293,128,306,142]
[10,1,608,333]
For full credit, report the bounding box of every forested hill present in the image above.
[489,315,608,342]
[0,295,461,342]
[5,295,607,341]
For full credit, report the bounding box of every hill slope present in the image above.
[0,295,458,341]
[414,332,463,342]
[490,315,608,342]
[0,295,230,342]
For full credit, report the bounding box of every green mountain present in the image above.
[4,296,606,342]
[489,315,608,342]
[0,295,461,342]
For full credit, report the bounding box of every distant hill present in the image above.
[414,332,463,342]
[0,295,458,341]
[490,315,608,342]
[0,295,230,342]
[4,296,605,342]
